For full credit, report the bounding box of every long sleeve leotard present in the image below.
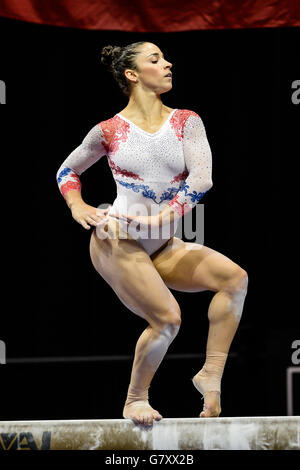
[56,108,213,256]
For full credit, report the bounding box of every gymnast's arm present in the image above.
[56,123,108,229]
[158,112,213,225]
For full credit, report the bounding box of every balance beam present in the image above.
[0,416,299,450]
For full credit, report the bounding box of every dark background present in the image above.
[0,17,299,420]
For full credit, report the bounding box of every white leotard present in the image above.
[56,108,213,256]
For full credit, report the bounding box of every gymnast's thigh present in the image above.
[89,218,181,328]
[150,236,244,293]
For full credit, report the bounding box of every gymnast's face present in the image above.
[128,42,173,95]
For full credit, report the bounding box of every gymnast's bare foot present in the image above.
[192,375,221,417]
[123,400,163,426]
[199,391,221,417]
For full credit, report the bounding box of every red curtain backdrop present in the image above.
[0,0,299,30]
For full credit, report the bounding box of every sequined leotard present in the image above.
[56,108,213,256]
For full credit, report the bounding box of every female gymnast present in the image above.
[56,41,248,426]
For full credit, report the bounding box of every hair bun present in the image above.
[100,45,122,69]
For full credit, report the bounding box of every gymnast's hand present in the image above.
[110,213,160,230]
[70,202,111,230]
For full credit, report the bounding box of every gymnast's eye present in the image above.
[152,61,158,63]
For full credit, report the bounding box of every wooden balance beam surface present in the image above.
[0,416,299,450]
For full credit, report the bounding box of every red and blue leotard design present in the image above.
[56,109,213,255]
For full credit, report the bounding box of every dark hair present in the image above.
[100,42,147,97]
